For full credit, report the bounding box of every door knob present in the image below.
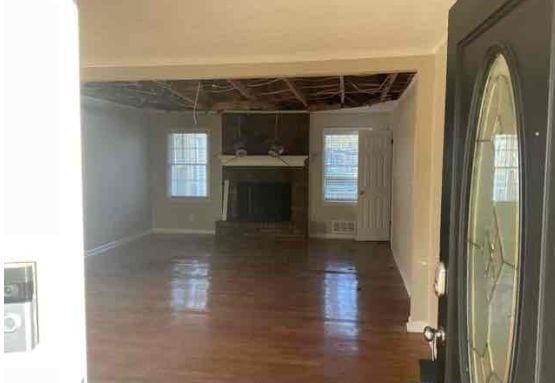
[423,326,445,361]
[359,190,365,196]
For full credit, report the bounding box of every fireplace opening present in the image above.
[237,182,291,222]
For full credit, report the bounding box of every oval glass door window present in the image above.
[467,54,520,383]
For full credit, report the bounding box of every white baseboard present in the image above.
[309,232,355,240]
[406,319,429,333]
[152,228,216,235]
[85,229,152,257]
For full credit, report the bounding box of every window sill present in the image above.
[167,196,211,204]
[322,199,358,206]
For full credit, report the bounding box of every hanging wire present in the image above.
[274,113,279,138]
[193,81,201,127]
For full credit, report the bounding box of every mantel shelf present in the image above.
[218,155,308,167]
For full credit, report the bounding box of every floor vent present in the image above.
[330,220,356,234]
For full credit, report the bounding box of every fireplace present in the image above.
[237,182,291,222]
[216,166,308,239]
[216,112,309,239]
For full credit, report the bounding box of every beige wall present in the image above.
[390,43,447,329]
[309,111,392,237]
[391,80,417,295]
[150,111,222,233]
[81,98,152,251]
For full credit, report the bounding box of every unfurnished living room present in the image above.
[82,72,439,382]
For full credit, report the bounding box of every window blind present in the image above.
[169,133,208,197]
[323,133,358,202]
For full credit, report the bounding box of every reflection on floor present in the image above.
[86,234,428,382]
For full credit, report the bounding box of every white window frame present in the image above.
[322,128,359,204]
[167,129,210,201]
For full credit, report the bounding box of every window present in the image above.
[323,132,358,202]
[493,134,518,202]
[168,133,208,198]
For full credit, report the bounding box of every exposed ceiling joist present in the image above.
[153,80,195,105]
[282,78,308,108]
[227,79,257,100]
[339,76,345,105]
[82,72,415,112]
[380,73,399,101]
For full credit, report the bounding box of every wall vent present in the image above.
[330,220,356,234]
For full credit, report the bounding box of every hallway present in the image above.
[86,235,428,382]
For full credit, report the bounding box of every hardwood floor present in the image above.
[85,234,429,382]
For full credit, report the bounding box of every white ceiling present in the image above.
[79,0,454,72]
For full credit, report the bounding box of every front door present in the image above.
[436,0,555,382]
[355,129,392,241]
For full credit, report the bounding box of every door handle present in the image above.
[423,326,445,361]
[359,190,365,196]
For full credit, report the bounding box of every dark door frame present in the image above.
[440,0,555,382]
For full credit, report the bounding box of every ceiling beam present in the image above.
[282,78,308,108]
[153,80,196,105]
[380,73,398,101]
[227,79,257,101]
[339,76,345,105]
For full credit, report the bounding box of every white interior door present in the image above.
[1,1,87,382]
[355,130,392,241]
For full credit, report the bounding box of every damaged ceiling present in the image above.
[81,73,415,112]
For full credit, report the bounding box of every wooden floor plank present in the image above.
[85,235,428,382]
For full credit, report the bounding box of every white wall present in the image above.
[81,98,152,251]
[309,111,392,238]
[150,112,222,233]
